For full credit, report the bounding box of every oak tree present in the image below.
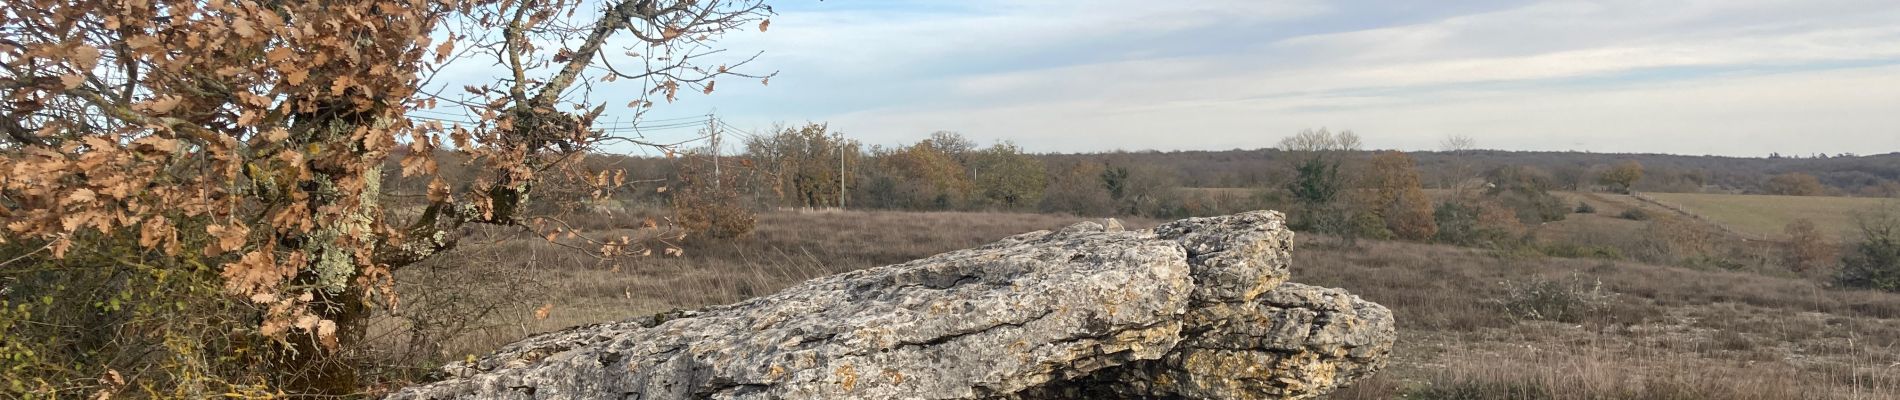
[0,0,774,395]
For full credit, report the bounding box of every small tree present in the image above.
[970,142,1046,209]
[1040,160,1116,216]
[1278,128,1361,237]
[1598,160,1645,194]
[1365,152,1437,241]
[0,0,775,394]
[1838,203,1900,292]
[1781,218,1834,273]
[744,123,861,208]
[674,148,756,240]
[871,140,973,210]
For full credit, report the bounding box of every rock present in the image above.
[387,211,1393,400]
[1007,282,1396,400]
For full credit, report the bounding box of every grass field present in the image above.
[1641,193,1897,241]
[364,209,1900,398]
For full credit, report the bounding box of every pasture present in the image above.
[1640,193,1896,241]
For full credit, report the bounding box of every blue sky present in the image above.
[554,0,1900,156]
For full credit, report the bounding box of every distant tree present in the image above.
[874,141,973,209]
[1440,134,1478,152]
[1552,165,1589,191]
[1278,127,1362,153]
[1485,165,1568,223]
[1878,181,1900,198]
[1781,218,1834,273]
[1365,152,1437,241]
[1437,135,1480,188]
[1837,203,1900,292]
[1597,161,1645,194]
[1101,164,1181,217]
[922,131,976,162]
[1289,157,1344,207]
[970,142,1046,209]
[744,123,861,208]
[1040,160,1117,216]
[1277,128,1365,240]
[1764,172,1826,196]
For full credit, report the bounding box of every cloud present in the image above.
[618,0,1900,156]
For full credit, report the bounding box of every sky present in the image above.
[564,0,1900,156]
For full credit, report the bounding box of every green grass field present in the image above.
[1641,193,1897,241]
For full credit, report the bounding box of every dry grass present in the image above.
[1297,239,1900,399]
[364,209,1900,399]
[1642,192,1896,241]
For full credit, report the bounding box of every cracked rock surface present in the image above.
[387,211,1394,400]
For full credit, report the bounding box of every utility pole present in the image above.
[707,113,720,190]
[838,137,846,209]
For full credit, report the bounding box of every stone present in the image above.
[1007,282,1396,400]
[387,211,1393,400]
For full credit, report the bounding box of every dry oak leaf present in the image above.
[205,223,250,254]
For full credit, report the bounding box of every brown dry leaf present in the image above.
[71,45,102,69]
[205,223,249,254]
[434,37,455,63]
[534,303,553,320]
[220,250,280,298]
[60,74,85,89]
[67,188,97,204]
[145,96,182,114]
[427,177,450,202]
[759,19,771,32]
[702,80,715,94]
[294,314,320,331]
[316,319,339,350]
[266,47,294,64]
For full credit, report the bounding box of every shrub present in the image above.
[673,157,757,240]
[1493,276,1616,323]
[1837,204,1900,292]
[1781,219,1834,273]
[1620,208,1652,221]
[1575,201,1596,214]
[1434,200,1522,248]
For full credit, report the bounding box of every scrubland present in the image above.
[363,208,1899,399]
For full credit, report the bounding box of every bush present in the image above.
[1493,276,1616,323]
[1434,201,1521,248]
[672,163,756,240]
[1837,204,1900,292]
[1574,201,1596,214]
[1620,208,1652,221]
